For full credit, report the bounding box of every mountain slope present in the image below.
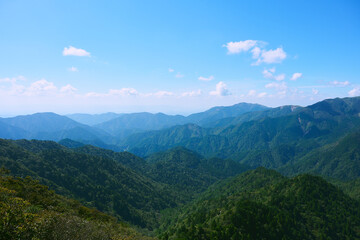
[161,168,360,240]
[0,173,153,240]
[145,147,250,198]
[0,139,177,229]
[0,112,119,150]
[280,129,360,181]
[122,97,360,166]
[95,112,188,134]
[186,102,269,126]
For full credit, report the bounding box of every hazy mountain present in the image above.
[94,103,269,140]
[187,102,269,126]
[0,120,30,139]
[121,97,360,164]
[205,104,302,129]
[95,112,187,133]
[66,112,122,126]
[1,112,85,133]
[0,112,120,150]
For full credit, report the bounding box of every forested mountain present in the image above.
[95,112,187,133]
[160,168,360,240]
[121,97,360,166]
[0,138,250,230]
[204,104,302,129]
[186,102,269,126]
[0,171,153,240]
[280,129,360,180]
[1,96,360,239]
[0,139,177,229]
[93,103,267,140]
[144,147,250,198]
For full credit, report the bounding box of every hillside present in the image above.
[0,139,177,229]
[280,129,360,181]
[0,170,153,240]
[121,97,360,167]
[186,102,269,126]
[145,147,250,198]
[160,168,360,240]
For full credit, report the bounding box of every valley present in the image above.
[1,96,360,239]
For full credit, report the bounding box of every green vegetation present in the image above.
[0,139,177,229]
[0,169,153,240]
[160,168,360,240]
[1,97,360,239]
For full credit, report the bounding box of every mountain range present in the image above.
[1,96,360,239]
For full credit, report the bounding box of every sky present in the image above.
[0,0,359,116]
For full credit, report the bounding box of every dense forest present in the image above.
[1,96,360,239]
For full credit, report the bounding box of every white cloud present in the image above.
[63,46,91,57]
[262,68,276,79]
[257,92,267,98]
[168,68,174,72]
[153,91,174,97]
[312,89,319,95]
[0,75,26,83]
[290,72,302,81]
[85,92,103,97]
[68,67,78,72]
[60,84,77,94]
[175,73,184,78]
[198,75,214,81]
[109,88,139,96]
[182,90,202,97]
[251,47,261,59]
[349,87,360,97]
[262,68,285,81]
[265,82,287,91]
[223,40,257,54]
[254,47,287,65]
[330,80,350,86]
[25,79,57,96]
[210,81,231,96]
[274,74,285,81]
[247,89,257,97]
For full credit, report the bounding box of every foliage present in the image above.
[160,168,360,240]
[0,174,153,240]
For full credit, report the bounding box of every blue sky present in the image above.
[0,0,359,116]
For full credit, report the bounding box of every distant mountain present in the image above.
[66,112,122,126]
[205,104,302,129]
[94,103,269,140]
[161,168,360,240]
[1,112,84,133]
[187,102,269,126]
[121,97,360,164]
[0,120,30,139]
[121,123,212,156]
[0,112,120,150]
[95,112,187,133]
